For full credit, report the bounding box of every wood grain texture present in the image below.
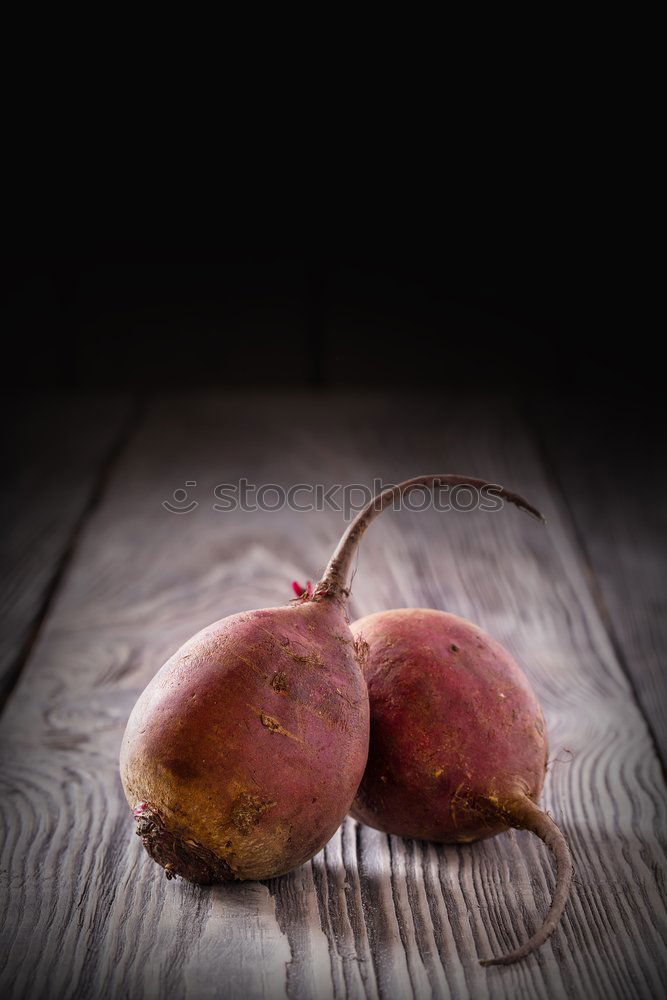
[534,396,667,767]
[0,394,132,702]
[1,392,665,1000]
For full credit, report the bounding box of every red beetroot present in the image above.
[120,475,541,885]
[351,608,573,966]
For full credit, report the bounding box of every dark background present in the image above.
[0,245,648,401]
[1,240,660,506]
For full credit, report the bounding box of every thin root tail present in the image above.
[480,796,573,967]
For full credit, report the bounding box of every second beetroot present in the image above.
[351,607,573,966]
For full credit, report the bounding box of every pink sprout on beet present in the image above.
[133,802,147,816]
[292,580,313,598]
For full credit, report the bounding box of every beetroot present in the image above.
[351,608,573,966]
[120,475,540,884]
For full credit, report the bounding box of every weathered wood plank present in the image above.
[0,393,132,702]
[534,397,667,767]
[1,393,665,1000]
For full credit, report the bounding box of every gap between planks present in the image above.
[0,396,144,716]
[523,396,667,786]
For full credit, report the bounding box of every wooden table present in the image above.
[1,392,665,1000]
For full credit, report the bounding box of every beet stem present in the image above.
[479,797,573,967]
[315,474,545,601]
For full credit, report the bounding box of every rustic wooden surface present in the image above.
[534,397,667,767]
[0,395,132,704]
[1,392,665,1000]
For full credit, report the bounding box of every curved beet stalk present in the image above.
[314,474,544,602]
[314,478,570,966]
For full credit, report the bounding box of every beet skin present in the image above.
[121,600,368,881]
